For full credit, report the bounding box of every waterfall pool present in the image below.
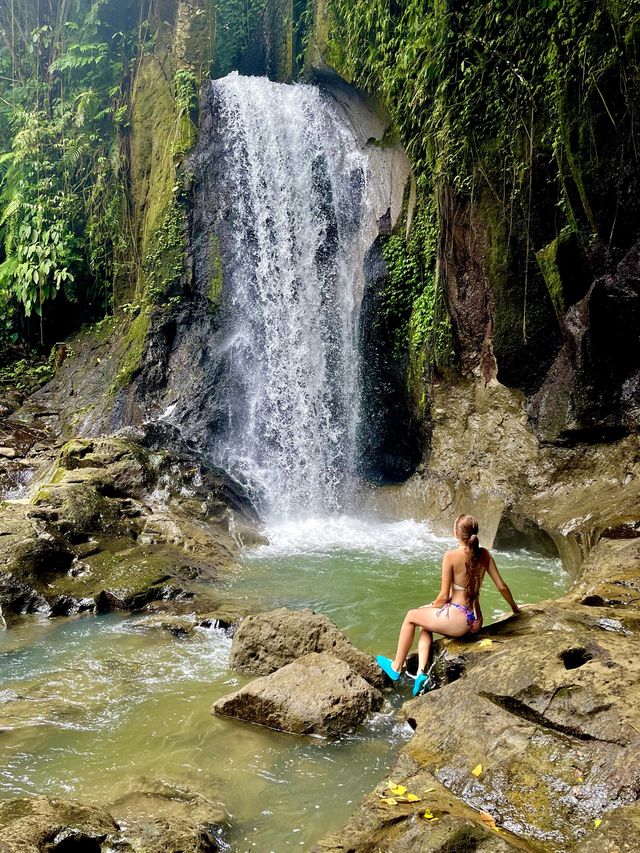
[0,516,568,850]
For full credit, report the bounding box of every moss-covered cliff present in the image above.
[302,0,640,445]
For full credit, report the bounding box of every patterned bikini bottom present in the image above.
[437,600,479,630]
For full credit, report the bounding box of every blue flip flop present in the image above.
[376,655,401,681]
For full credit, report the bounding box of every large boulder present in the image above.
[314,593,640,851]
[313,767,522,852]
[213,651,383,736]
[0,792,224,853]
[108,778,226,853]
[0,796,119,852]
[229,607,386,689]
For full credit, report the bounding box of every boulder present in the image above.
[570,536,640,607]
[229,607,386,689]
[0,796,119,852]
[315,593,640,851]
[313,767,522,852]
[109,779,226,853]
[213,651,383,736]
[0,792,224,853]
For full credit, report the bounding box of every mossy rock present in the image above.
[111,309,151,393]
[536,226,591,318]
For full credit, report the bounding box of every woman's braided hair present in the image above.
[455,514,483,601]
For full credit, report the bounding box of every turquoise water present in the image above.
[0,516,568,850]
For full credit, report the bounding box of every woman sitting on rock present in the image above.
[376,513,520,696]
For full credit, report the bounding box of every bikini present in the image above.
[437,582,478,629]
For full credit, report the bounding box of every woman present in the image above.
[376,513,520,696]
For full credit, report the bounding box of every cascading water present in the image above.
[205,73,392,520]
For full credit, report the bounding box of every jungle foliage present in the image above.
[0,0,145,355]
[326,0,640,376]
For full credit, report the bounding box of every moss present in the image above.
[305,0,351,80]
[536,237,565,318]
[129,55,179,300]
[110,309,151,393]
[59,439,94,468]
[536,226,581,319]
[141,199,187,300]
[31,486,54,506]
[47,544,180,602]
[208,235,224,307]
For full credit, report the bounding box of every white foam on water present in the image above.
[248,514,453,560]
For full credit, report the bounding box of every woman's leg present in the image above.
[417,629,432,673]
[392,606,467,671]
[391,610,418,672]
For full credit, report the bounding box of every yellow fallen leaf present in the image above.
[422,810,434,820]
[388,784,407,796]
[386,779,397,788]
[479,811,496,830]
[577,777,584,784]
[594,818,602,829]
[406,793,421,802]
[472,764,483,777]
[380,797,397,805]
[478,639,493,648]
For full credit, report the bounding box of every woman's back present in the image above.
[445,546,490,604]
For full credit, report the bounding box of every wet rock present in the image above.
[13,530,75,577]
[213,651,383,736]
[313,768,522,852]
[571,537,640,608]
[320,588,640,852]
[0,571,50,617]
[0,390,24,418]
[109,779,226,853]
[133,614,197,637]
[0,796,119,853]
[58,437,153,497]
[577,801,640,852]
[229,607,386,689]
[372,377,640,569]
[49,595,96,617]
[119,818,221,853]
[0,505,72,616]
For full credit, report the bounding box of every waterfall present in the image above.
[202,73,401,520]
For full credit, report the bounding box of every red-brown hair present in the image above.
[455,514,483,601]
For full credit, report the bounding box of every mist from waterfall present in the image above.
[209,73,379,520]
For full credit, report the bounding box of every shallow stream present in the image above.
[0,516,567,850]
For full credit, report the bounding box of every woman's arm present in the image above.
[431,553,453,607]
[486,555,520,613]
[469,596,483,633]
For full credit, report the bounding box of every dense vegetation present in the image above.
[1,0,638,393]
[0,1,145,357]
[326,0,640,380]
[0,0,267,366]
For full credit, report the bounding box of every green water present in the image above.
[0,516,567,850]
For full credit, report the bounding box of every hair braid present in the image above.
[455,514,483,601]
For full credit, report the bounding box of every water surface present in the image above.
[0,516,567,850]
